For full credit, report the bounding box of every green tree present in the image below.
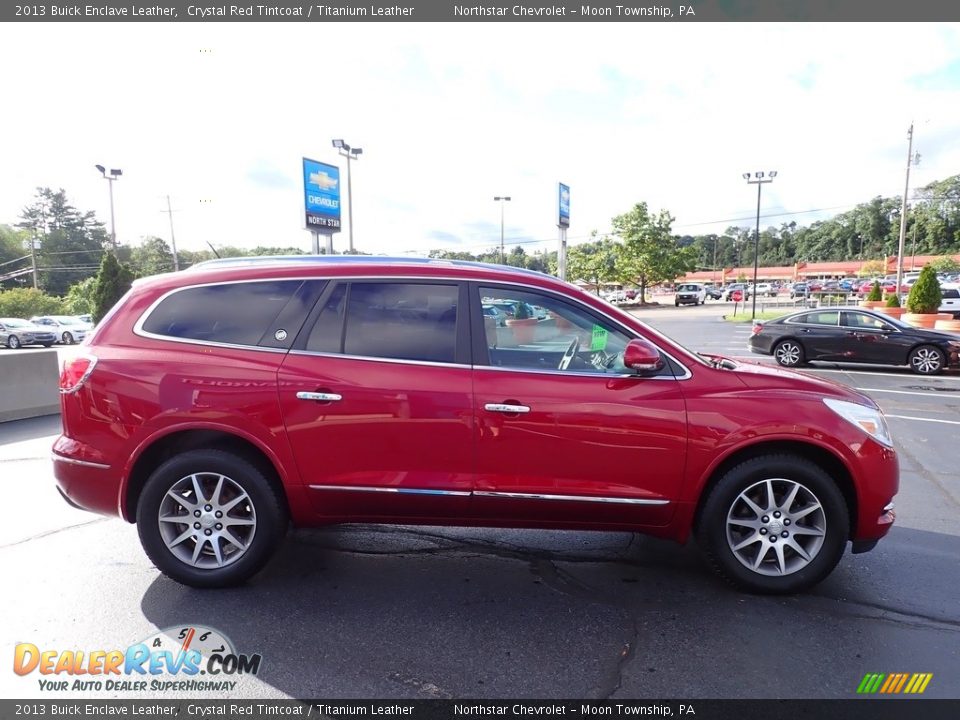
[565,235,620,294]
[905,265,942,314]
[867,281,883,302]
[17,188,108,295]
[92,253,135,323]
[930,256,960,273]
[130,236,175,277]
[64,277,97,315]
[613,203,696,299]
[0,287,64,318]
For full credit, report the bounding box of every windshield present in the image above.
[1,319,30,328]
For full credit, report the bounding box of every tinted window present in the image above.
[791,312,839,326]
[141,280,302,346]
[943,289,959,299]
[340,282,459,363]
[841,312,892,330]
[305,283,347,353]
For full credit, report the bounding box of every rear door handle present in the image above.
[297,391,343,402]
[485,403,530,414]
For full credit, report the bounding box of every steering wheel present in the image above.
[558,336,581,370]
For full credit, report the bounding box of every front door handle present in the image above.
[297,391,343,402]
[485,403,530,414]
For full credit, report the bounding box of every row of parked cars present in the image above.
[0,315,92,349]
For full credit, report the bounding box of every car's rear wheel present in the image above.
[773,339,804,367]
[908,345,945,375]
[7,335,20,349]
[62,331,74,345]
[136,449,288,588]
[697,455,849,594]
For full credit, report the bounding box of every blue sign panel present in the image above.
[303,157,341,232]
[558,183,570,227]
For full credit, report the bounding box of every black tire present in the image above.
[773,339,805,367]
[674,300,680,307]
[696,454,849,594]
[62,332,74,345]
[41,343,54,348]
[908,345,946,375]
[136,449,288,588]
[7,335,20,349]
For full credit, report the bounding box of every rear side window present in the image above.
[304,282,459,363]
[790,311,840,326]
[140,280,303,346]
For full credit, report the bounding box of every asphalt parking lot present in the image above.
[1,307,958,701]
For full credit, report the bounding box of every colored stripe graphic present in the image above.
[857,673,932,694]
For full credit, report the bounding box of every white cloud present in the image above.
[2,22,959,258]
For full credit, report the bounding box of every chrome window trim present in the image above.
[289,349,472,370]
[474,491,669,505]
[309,485,471,497]
[51,453,111,470]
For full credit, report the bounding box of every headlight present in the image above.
[823,398,894,448]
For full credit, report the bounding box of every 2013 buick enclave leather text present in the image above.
[53,257,898,593]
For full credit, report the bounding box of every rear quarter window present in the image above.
[140,280,304,347]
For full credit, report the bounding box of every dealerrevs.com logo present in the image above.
[13,625,262,693]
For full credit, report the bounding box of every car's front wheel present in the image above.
[908,345,945,375]
[7,335,20,349]
[62,331,74,345]
[773,339,804,367]
[697,454,849,594]
[136,449,288,588]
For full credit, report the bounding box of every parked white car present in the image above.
[674,283,707,306]
[29,315,89,345]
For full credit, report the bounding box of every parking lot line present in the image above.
[885,414,960,426]
[855,387,960,399]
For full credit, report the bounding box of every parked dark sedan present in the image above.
[748,307,960,375]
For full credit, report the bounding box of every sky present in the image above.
[2,22,960,260]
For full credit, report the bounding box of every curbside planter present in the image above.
[902,313,953,329]
[933,318,960,333]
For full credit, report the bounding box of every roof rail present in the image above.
[186,254,552,279]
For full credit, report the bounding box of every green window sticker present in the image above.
[590,325,608,351]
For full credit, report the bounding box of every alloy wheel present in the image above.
[774,341,802,366]
[910,347,943,374]
[157,472,257,569]
[725,478,827,577]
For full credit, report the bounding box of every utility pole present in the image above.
[895,123,919,293]
[30,231,39,289]
[162,195,180,271]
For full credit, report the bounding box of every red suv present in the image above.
[53,257,898,593]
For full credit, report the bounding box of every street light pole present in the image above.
[95,165,122,250]
[742,170,777,321]
[332,139,363,253]
[494,196,511,264]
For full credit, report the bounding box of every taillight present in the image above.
[751,323,764,336]
[60,354,98,394]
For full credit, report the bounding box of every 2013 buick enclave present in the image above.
[53,257,898,593]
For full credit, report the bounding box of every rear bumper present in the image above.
[52,437,123,518]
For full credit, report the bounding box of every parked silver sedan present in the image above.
[0,318,57,349]
[29,315,89,344]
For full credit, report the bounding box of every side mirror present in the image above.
[624,338,665,373]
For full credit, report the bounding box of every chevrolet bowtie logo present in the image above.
[309,171,338,190]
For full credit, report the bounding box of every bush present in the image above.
[0,287,65,319]
[905,265,942,314]
[885,293,901,308]
[867,281,883,302]
[92,253,135,323]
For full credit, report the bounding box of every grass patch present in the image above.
[724,310,790,323]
